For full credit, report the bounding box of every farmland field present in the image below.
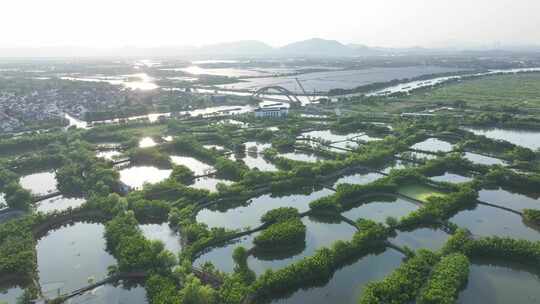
[406,73,540,108]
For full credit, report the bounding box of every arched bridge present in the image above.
[252,86,302,104]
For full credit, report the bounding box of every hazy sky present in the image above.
[2,0,540,48]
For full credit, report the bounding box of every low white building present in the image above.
[254,106,289,118]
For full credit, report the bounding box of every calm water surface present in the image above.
[390,228,450,251]
[36,197,86,213]
[270,249,403,304]
[411,138,454,152]
[138,137,158,148]
[464,152,506,166]
[430,173,473,183]
[96,150,122,160]
[333,172,384,187]
[197,189,333,230]
[177,65,269,77]
[450,205,540,241]
[381,159,417,174]
[219,66,465,93]
[244,141,272,151]
[458,260,540,304]
[280,151,324,163]
[0,286,23,304]
[329,141,359,151]
[37,223,115,298]
[20,171,57,195]
[119,166,171,190]
[300,130,363,143]
[170,156,214,175]
[203,144,226,151]
[405,151,439,160]
[465,127,540,151]
[196,216,356,276]
[479,188,540,211]
[195,234,257,273]
[191,177,233,192]
[342,197,419,223]
[139,223,182,253]
[235,153,278,172]
[248,216,357,276]
[67,283,148,304]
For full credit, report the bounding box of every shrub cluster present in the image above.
[104,211,176,272]
[417,253,470,304]
[524,209,540,226]
[398,185,477,228]
[253,217,306,249]
[251,220,390,300]
[260,207,300,224]
[128,147,172,168]
[360,250,440,304]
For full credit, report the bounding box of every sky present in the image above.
[2,0,540,49]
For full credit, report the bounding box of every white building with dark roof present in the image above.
[254,103,289,118]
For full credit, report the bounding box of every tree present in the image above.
[0,168,17,190]
[171,165,195,184]
[179,274,217,304]
[215,157,245,180]
[233,246,256,284]
[3,182,32,210]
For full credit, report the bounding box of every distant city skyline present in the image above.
[2,0,540,49]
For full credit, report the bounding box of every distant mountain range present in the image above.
[1,38,540,58]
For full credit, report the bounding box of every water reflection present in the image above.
[97,150,122,161]
[450,205,540,241]
[67,283,148,304]
[20,171,57,195]
[37,223,115,298]
[36,196,86,213]
[464,152,506,166]
[269,249,403,304]
[236,153,278,172]
[342,197,419,223]
[333,172,384,187]
[203,144,227,151]
[248,216,356,276]
[196,189,333,230]
[465,127,540,151]
[140,223,182,253]
[458,259,540,304]
[479,188,540,211]
[191,177,233,192]
[301,130,363,143]
[62,73,158,91]
[411,138,454,153]
[390,228,450,251]
[195,234,257,273]
[0,286,23,304]
[138,137,158,148]
[430,173,473,184]
[119,166,172,190]
[233,148,277,172]
[280,151,324,163]
[170,156,214,176]
[381,159,417,174]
